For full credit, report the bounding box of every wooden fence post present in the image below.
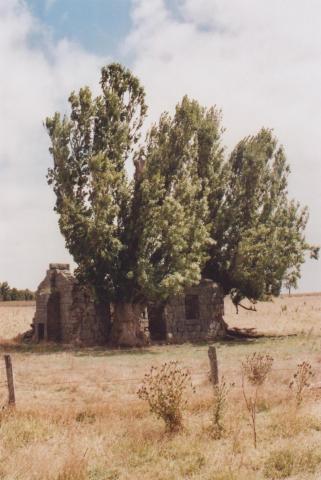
[208,346,219,385]
[4,355,15,406]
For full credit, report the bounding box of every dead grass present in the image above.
[0,294,320,478]
[0,301,35,340]
[225,293,321,336]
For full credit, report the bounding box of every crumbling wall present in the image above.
[33,264,110,345]
[33,266,225,345]
[164,279,226,342]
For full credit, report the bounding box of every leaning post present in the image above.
[4,354,15,406]
[208,345,219,385]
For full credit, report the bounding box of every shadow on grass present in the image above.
[0,330,301,356]
[0,341,160,357]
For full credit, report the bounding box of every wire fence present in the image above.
[0,350,320,406]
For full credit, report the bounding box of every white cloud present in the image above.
[0,0,108,289]
[1,0,320,293]
[126,0,321,292]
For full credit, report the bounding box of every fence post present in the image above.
[4,355,15,406]
[208,345,219,385]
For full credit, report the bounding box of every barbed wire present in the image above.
[0,366,318,392]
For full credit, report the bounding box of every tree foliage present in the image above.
[144,98,317,306]
[136,96,217,299]
[46,62,318,334]
[45,65,212,344]
[203,128,318,305]
[0,282,35,301]
[46,64,147,303]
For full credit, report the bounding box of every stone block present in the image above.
[49,263,70,271]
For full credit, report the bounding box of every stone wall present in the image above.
[33,264,110,345]
[33,265,225,345]
[164,279,226,342]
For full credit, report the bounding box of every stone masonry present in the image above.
[148,279,226,342]
[33,264,110,345]
[33,265,226,345]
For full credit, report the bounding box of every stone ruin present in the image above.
[32,264,226,345]
[150,279,226,342]
[32,264,110,345]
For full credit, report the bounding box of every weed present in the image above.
[137,361,194,433]
[242,353,273,386]
[241,353,273,448]
[211,376,231,439]
[289,361,314,406]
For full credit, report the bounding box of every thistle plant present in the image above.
[137,361,194,433]
[211,376,231,439]
[241,353,273,448]
[289,361,314,406]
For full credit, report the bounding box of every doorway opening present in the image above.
[148,304,167,341]
[37,323,45,341]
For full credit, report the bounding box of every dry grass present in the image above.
[0,301,35,339]
[225,293,321,336]
[0,294,320,479]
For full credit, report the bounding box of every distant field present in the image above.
[0,301,36,307]
[225,292,321,336]
[0,301,35,339]
[0,294,320,479]
[0,293,320,340]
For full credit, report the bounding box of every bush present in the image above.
[137,361,194,432]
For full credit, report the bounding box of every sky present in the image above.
[0,0,320,292]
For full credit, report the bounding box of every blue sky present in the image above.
[1,0,320,291]
[27,0,132,57]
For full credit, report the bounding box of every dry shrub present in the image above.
[289,361,314,406]
[242,353,273,386]
[137,361,194,433]
[241,353,273,448]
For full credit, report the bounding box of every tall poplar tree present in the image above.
[147,99,318,309]
[45,64,211,346]
[46,64,318,344]
[203,128,319,307]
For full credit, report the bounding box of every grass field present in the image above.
[0,294,320,479]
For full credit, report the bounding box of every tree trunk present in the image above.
[110,303,149,347]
